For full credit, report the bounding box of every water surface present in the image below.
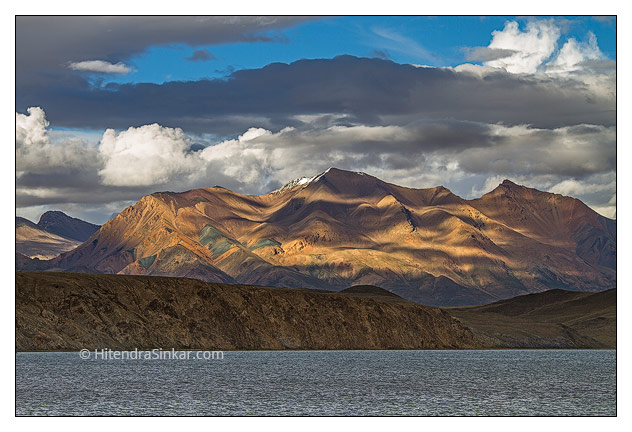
[16,350,616,416]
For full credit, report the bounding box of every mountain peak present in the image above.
[37,211,100,242]
[272,172,324,194]
[272,167,372,194]
[321,167,370,177]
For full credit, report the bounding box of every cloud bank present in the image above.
[16,107,617,221]
[17,55,615,136]
[99,124,202,186]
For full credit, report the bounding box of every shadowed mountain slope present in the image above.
[37,211,100,242]
[30,168,615,306]
[447,288,616,348]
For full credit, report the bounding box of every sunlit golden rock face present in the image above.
[49,168,616,306]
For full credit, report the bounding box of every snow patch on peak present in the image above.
[296,177,312,186]
[271,168,334,194]
[272,175,318,194]
[271,168,371,194]
[310,168,333,184]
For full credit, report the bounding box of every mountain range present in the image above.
[16,211,100,260]
[18,168,616,306]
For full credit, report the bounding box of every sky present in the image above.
[15,15,617,224]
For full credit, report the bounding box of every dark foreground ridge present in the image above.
[447,289,616,348]
[16,272,615,351]
[16,271,475,351]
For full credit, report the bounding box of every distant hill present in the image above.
[447,288,616,348]
[37,211,100,242]
[340,285,406,303]
[23,168,615,306]
[15,217,81,260]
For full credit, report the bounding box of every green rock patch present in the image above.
[199,224,241,257]
[138,254,156,269]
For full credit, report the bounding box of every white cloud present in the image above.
[589,205,616,219]
[546,32,604,74]
[484,20,560,74]
[549,178,615,196]
[98,124,202,187]
[68,60,132,74]
[478,20,609,78]
[238,127,272,142]
[199,128,277,186]
[16,107,96,174]
[16,106,48,149]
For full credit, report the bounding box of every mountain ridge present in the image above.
[25,168,614,306]
[37,211,100,242]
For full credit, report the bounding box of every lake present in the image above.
[16,350,615,416]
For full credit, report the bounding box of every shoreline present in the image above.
[16,347,618,353]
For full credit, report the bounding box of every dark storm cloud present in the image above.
[16,16,311,89]
[456,124,616,178]
[371,49,391,60]
[185,49,217,62]
[16,56,615,134]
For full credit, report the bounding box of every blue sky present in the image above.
[99,16,616,86]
